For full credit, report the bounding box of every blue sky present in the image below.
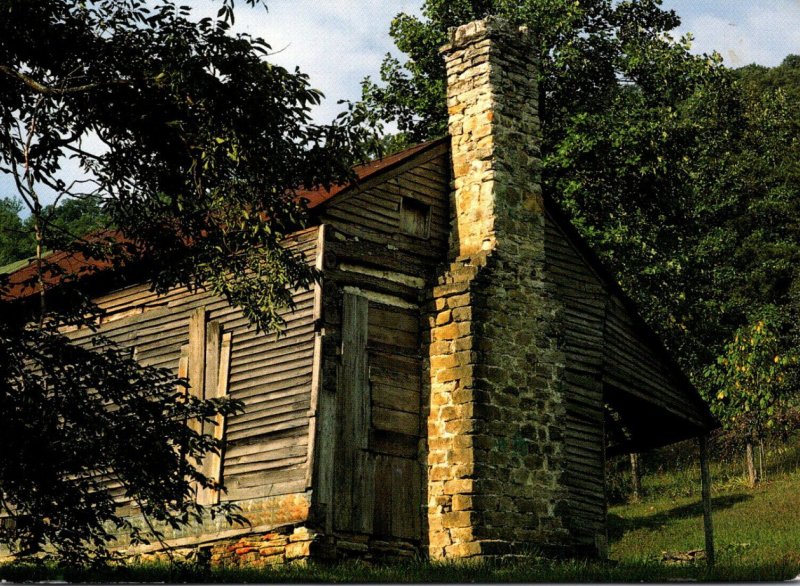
[4,1,800,209]
[214,0,800,124]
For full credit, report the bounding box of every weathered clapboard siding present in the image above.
[603,300,705,429]
[318,143,450,272]
[62,226,323,510]
[545,204,712,552]
[544,212,607,550]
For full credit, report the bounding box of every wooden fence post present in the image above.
[630,453,642,502]
[699,434,715,567]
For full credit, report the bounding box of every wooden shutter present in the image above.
[185,307,233,505]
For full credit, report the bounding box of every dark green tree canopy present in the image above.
[0,197,31,266]
[362,0,800,426]
[0,196,109,269]
[0,0,369,330]
[360,0,732,363]
[0,0,370,564]
[361,0,696,144]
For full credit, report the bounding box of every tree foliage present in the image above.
[0,320,244,564]
[363,2,800,465]
[704,310,796,440]
[362,2,800,374]
[360,0,731,364]
[0,196,110,268]
[0,197,31,266]
[1,0,368,330]
[0,0,369,563]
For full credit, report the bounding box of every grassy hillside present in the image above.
[3,444,799,582]
[608,439,800,580]
[610,478,800,576]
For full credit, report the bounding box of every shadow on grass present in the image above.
[607,493,752,543]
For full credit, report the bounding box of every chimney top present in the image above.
[440,16,542,259]
[439,16,530,55]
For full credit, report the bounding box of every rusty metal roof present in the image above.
[1,138,448,302]
[298,137,447,209]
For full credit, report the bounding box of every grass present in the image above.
[1,556,797,583]
[607,439,800,581]
[3,445,800,582]
[609,480,800,578]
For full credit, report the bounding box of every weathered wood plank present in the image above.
[334,292,371,533]
[226,417,309,442]
[230,374,311,401]
[198,330,231,506]
[372,382,422,414]
[372,407,419,436]
[369,429,419,458]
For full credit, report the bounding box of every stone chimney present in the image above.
[425,17,569,559]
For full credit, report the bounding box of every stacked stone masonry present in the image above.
[427,17,570,559]
[210,526,315,568]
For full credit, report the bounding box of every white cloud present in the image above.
[674,2,800,67]
[192,0,423,123]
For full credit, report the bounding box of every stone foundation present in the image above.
[119,525,420,567]
[210,525,315,567]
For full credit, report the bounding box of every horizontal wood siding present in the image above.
[603,299,705,429]
[63,227,322,509]
[546,206,711,551]
[312,145,447,544]
[319,144,450,271]
[544,213,606,550]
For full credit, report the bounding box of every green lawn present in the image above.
[609,478,800,580]
[3,452,800,582]
[607,442,800,581]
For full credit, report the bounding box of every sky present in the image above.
[3,1,800,209]
[201,0,800,124]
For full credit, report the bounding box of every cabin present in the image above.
[2,17,716,564]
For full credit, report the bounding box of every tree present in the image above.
[360,0,736,369]
[363,2,800,378]
[704,310,797,486]
[0,197,34,266]
[363,1,800,469]
[0,0,368,564]
[736,55,800,108]
[0,196,110,269]
[33,196,110,252]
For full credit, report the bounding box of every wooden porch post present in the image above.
[698,434,715,567]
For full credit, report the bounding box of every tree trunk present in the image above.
[630,453,642,502]
[745,441,757,487]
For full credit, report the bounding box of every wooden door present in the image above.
[334,291,422,541]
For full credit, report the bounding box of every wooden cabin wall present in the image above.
[312,146,450,552]
[62,227,322,517]
[543,213,607,554]
[545,209,710,553]
[316,290,424,541]
[603,299,707,432]
[318,143,451,273]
